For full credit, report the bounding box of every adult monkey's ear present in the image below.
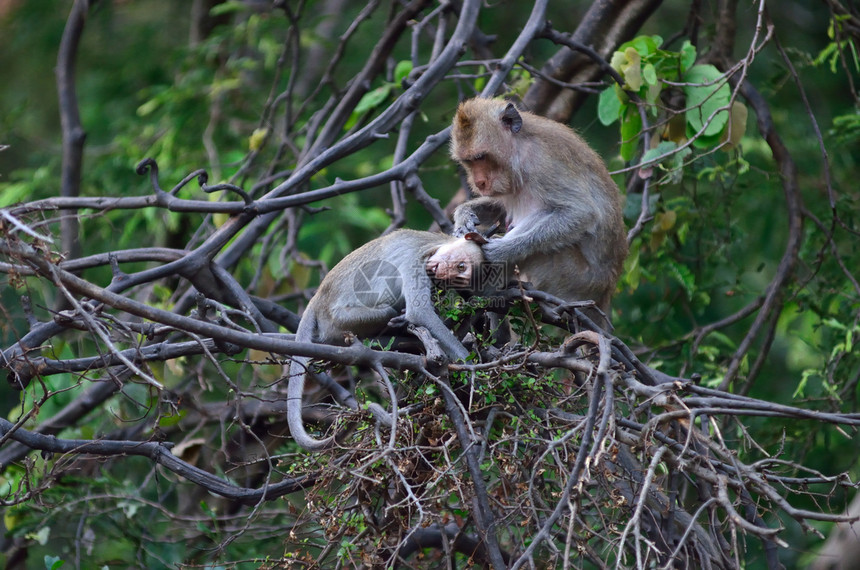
[464,232,489,245]
[501,103,523,133]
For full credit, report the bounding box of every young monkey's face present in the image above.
[426,234,486,289]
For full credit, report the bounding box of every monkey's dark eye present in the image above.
[457,262,466,272]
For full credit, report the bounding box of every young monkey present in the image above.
[429,98,628,328]
[287,229,483,451]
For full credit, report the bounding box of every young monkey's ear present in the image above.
[464,232,488,245]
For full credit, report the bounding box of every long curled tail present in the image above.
[287,312,338,452]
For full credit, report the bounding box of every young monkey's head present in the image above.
[426,232,487,289]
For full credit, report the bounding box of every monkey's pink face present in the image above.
[426,240,477,288]
[461,155,511,197]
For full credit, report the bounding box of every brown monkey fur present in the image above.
[435,97,628,328]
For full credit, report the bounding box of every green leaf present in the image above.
[709,330,736,349]
[210,0,247,16]
[623,191,660,220]
[248,127,268,151]
[721,101,748,149]
[394,60,412,84]
[27,526,51,546]
[640,141,677,166]
[620,107,643,161]
[598,87,622,126]
[683,64,730,138]
[822,317,848,331]
[136,98,160,117]
[0,181,33,207]
[622,244,641,290]
[44,556,65,570]
[622,48,643,91]
[668,146,693,183]
[679,41,697,73]
[354,84,392,115]
[610,50,628,72]
[667,259,696,298]
[645,81,662,108]
[638,141,677,179]
[345,84,393,130]
[642,62,657,86]
[622,35,660,57]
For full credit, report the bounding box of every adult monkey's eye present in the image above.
[458,262,466,272]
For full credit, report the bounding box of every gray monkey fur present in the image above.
[287,229,481,451]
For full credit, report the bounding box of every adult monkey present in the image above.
[428,98,628,328]
[287,229,484,452]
